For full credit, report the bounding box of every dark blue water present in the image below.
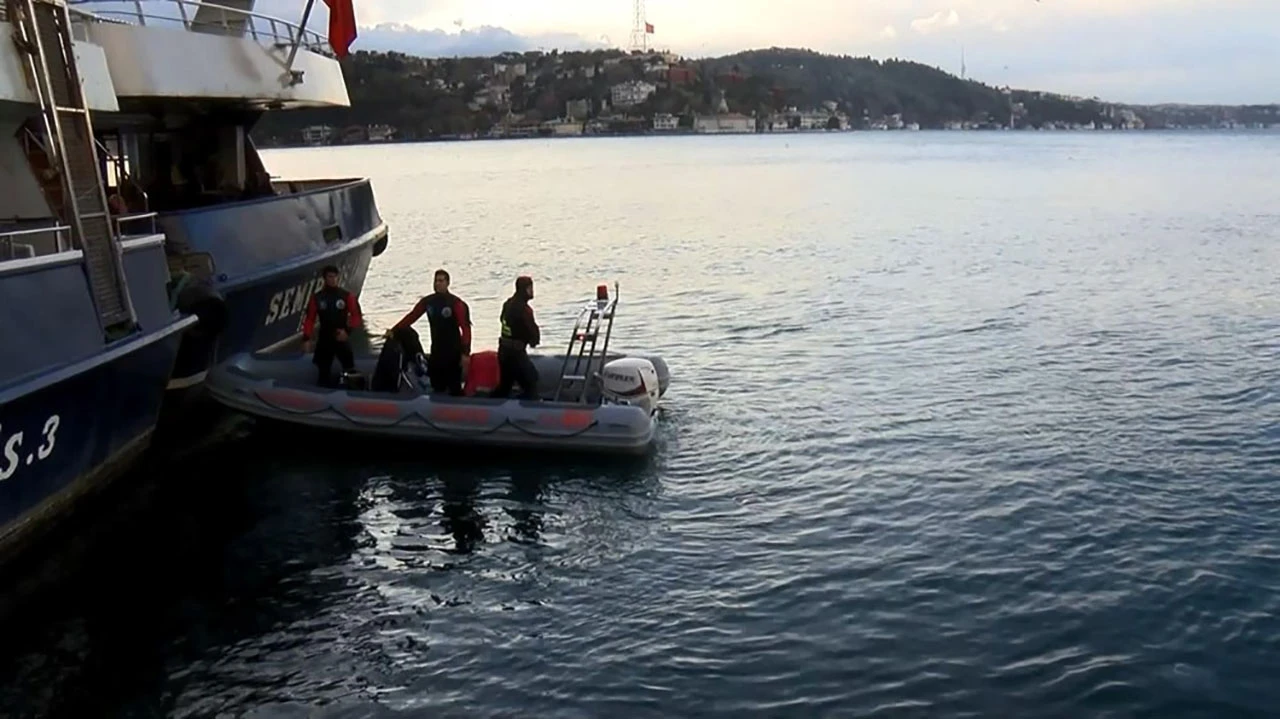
[1,132,1277,718]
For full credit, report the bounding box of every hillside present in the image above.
[706,48,1006,123]
[250,47,1279,146]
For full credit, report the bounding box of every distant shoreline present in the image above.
[258,125,1280,151]
[252,48,1280,151]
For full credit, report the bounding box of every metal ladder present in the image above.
[9,0,135,335]
[553,283,619,403]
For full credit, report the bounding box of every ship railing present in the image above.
[269,177,364,196]
[0,212,160,264]
[0,223,71,262]
[114,211,159,239]
[66,0,332,57]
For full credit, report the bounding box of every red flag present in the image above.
[322,0,357,58]
[645,22,654,33]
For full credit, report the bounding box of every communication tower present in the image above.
[629,0,648,53]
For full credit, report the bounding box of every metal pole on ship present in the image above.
[284,0,318,78]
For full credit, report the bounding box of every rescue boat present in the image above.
[205,283,671,455]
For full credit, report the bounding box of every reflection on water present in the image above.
[439,474,487,554]
[505,467,548,546]
[0,424,667,717]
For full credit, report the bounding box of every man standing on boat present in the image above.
[387,269,472,396]
[302,265,362,387]
[492,275,541,401]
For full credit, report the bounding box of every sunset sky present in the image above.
[210,1,1280,103]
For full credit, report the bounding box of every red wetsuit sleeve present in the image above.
[525,305,540,348]
[392,298,427,331]
[454,298,472,354]
[345,292,362,330]
[301,293,318,339]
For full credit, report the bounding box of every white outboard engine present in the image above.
[600,357,661,416]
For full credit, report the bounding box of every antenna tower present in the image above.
[629,0,648,52]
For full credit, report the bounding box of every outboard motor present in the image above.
[600,357,661,416]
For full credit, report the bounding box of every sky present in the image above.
[106,1,1280,104]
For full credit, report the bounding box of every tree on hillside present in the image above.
[248,45,1137,144]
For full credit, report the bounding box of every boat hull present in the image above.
[0,318,192,560]
[207,351,670,456]
[161,179,387,397]
[0,231,197,559]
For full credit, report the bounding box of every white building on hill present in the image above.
[611,80,657,108]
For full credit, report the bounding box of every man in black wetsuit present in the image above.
[492,275,541,400]
[387,268,472,395]
[301,264,362,387]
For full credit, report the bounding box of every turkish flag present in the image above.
[645,22,654,33]
[322,0,357,58]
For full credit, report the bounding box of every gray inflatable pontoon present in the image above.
[206,349,671,455]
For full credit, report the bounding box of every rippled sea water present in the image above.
[1,132,1278,718]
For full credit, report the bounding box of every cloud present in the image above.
[353,22,603,57]
[910,8,960,35]
[1018,10,1271,102]
[252,0,437,27]
[244,0,602,56]
[71,0,604,60]
[879,25,898,40]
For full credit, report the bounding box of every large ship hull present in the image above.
[161,179,387,401]
[0,320,191,559]
[0,0,375,565]
[0,236,197,561]
[224,239,376,354]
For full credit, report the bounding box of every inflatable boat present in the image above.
[206,284,671,455]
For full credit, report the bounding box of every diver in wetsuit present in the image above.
[492,275,541,401]
[387,268,473,395]
[301,265,362,387]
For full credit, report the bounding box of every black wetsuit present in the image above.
[492,293,541,400]
[392,292,472,395]
[302,285,361,387]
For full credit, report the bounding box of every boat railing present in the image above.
[115,211,159,239]
[269,177,365,196]
[66,0,332,57]
[0,223,71,262]
[0,212,161,263]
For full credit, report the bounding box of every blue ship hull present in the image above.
[0,236,197,559]
[0,321,190,555]
[161,179,388,397]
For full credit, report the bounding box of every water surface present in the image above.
[1,131,1277,718]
